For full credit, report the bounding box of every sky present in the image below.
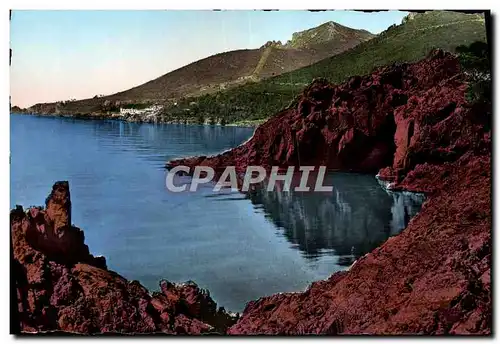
[10,10,408,108]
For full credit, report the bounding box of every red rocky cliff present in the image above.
[11,182,237,334]
[168,50,489,181]
[227,153,491,334]
[168,50,491,334]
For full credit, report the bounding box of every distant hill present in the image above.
[24,21,374,115]
[284,21,373,50]
[163,10,487,125]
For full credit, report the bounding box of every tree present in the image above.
[196,113,204,125]
[455,41,491,103]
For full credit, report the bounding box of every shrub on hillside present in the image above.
[456,41,491,103]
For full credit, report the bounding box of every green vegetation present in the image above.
[228,118,267,127]
[162,11,487,124]
[121,103,150,110]
[456,41,491,103]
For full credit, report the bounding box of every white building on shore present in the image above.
[119,105,162,116]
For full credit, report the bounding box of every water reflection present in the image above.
[246,173,424,266]
[89,120,254,165]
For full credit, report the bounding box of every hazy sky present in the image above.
[10,10,408,108]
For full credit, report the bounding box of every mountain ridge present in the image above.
[158,10,486,125]
[17,11,487,126]
[20,20,374,114]
[285,21,373,49]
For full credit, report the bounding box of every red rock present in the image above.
[173,314,212,335]
[229,155,491,334]
[169,51,464,176]
[11,183,237,334]
[45,181,72,236]
[167,50,491,335]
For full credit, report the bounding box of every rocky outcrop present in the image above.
[169,50,478,176]
[228,154,491,334]
[168,50,491,334]
[11,182,237,334]
[168,51,490,185]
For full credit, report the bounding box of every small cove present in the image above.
[11,114,424,311]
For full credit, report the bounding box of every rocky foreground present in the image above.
[11,182,237,334]
[12,50,491,334]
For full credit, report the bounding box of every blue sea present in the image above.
[10,114,423,311]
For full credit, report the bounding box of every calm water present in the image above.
[10,114,423,312]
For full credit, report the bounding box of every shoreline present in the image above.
[11,182,239,334]
[10,175,427,333]
[10,111,262,128]
[11,155,491,334]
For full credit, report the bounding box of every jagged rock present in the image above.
[168,50,467,175]
[11,182,238,334]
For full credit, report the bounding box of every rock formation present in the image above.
[168,50,488,179]
[227,153,491,334]
[11,182,237,334]
[168,50,492,334]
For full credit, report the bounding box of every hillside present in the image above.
[23,21,374,116]
[284,21,373,50]
[258,23,374,79]
[162,10,487,125]
[115,21,374,100]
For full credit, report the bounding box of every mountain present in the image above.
[22,11,487,125]
[23,21,374,115]
[162,10,487,125]
[285,21,373,50]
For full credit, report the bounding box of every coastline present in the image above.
[230,154,491,334]
[11,156,491,334]
[166,50,492,334]
[11,182,239,334]
[10,111,262,128]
